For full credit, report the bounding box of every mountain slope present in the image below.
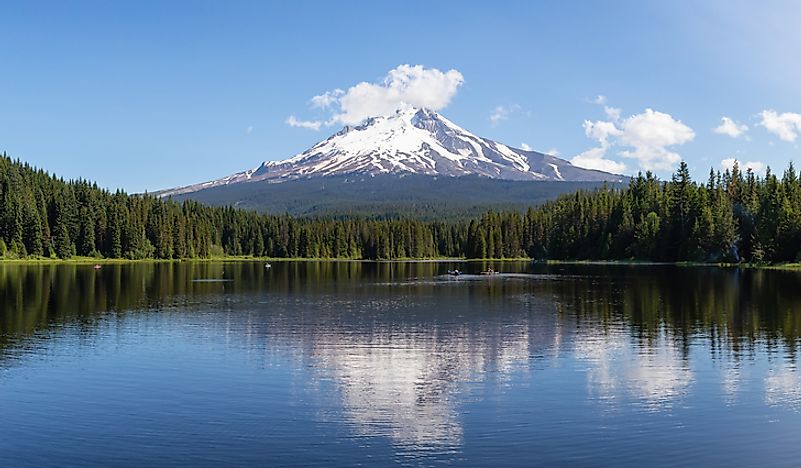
[165,174,622,220]
[158,107,624,198]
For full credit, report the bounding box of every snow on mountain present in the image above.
[158,106,625,197]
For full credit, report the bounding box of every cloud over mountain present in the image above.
[288,65,464,129]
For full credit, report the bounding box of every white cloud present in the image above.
[489,104,520,126]
[572,146,627,173]
[759,110,801,142]
[713,117,748,138]
[617,109,695,171]
[721,157,766,175]
[571,119,626,173]
[546,147,560,157]
[286,65,464,129]
[520,142,532,151]
[584,119,622,144]
[571,105,695,174]
[246,125,253,135]
[593,95,608,105]
[285,115,322,131]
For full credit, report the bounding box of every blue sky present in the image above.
[2,0,800,192]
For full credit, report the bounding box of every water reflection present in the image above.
[572,325,693,409]
[241,290,558,455]
[2,262,801,463]
[765,364,801,410]
[314,335,465,452]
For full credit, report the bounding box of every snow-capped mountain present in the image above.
[158,107,624,197]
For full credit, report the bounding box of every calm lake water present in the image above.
[2,261,801,466]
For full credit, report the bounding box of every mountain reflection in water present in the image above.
[1,261,801,466]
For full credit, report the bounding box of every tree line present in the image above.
[1,154,800,263]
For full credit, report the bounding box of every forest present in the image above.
[1,154,800,263]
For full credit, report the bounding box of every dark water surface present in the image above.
[2,261,801,466]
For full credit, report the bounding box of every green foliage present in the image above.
[634,212,660,259]
[209,244,226,258]
[472,163,797,263]
[1,154,801,263]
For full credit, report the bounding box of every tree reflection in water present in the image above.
[2,261,801,454]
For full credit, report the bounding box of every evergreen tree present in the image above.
[2,154,801,264]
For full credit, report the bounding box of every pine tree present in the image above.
[80,211,96,256]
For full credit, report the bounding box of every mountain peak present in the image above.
[352,106,441,127]
[157,109,626,198]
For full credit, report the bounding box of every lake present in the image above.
[2,261,801,466]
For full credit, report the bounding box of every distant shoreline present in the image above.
[1,257,800,270]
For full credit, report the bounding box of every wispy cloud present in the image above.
[604,106,621,121]
[285,115,322,131]
[489,104,521,126]
[310,89,344,109]
[589,93,622,121]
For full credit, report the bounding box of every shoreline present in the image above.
[1,257,800,270]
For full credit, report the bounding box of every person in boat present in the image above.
[448,269,461,276]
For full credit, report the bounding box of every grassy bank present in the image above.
[0,255,466,265]
[2,256,801,270]
[0,256,270,265]
[540,259,801,271]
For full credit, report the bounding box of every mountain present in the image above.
[157,106,625,199]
